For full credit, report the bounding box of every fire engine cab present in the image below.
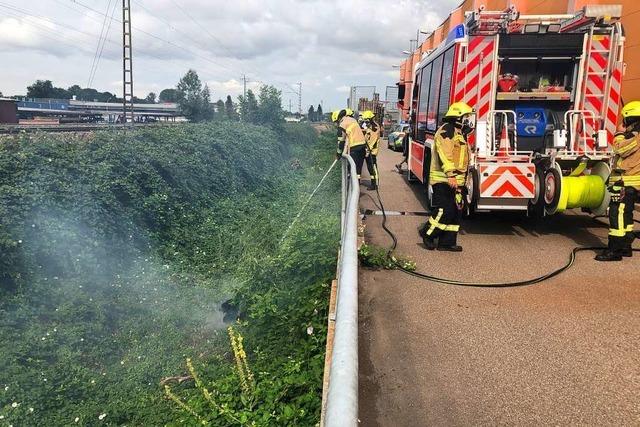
[407,4,625,218]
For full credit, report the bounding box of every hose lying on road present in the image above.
[371,185,638,288]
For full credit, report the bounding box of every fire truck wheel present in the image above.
[465,168,479,218]
[543,165,562,215]
[528,167,546,219]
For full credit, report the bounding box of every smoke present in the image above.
[0,209,232,425]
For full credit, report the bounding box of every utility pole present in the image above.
[122,0,134,126]
[289,99,293,113]
[297,82,302,116]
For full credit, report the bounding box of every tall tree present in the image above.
[201,85,214,121]
[215,99,226,119]
[176,69,214,122]
[317,104,323,121]
[308,105,316,122]
[256,85,284,127]
[145,92,157,103]
[225,95,237,121]
[238,89,258,123]
[159,88,178,103]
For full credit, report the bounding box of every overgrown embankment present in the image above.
[0,123,340,425]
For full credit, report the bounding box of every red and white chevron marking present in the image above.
[453,36,496,120]
[479,164,535,198]
[606,63,623,143]
[581,36,614,150]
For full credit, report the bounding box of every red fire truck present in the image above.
[406,4,625,218]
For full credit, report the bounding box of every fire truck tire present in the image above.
[528,167,546,219]
[543,165,562,215]
[465,167,479,218]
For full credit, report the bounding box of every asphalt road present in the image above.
[358,143,640,426]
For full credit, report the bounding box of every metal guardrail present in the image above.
[324,154,360,427]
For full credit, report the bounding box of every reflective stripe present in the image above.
[615,140,638,155]
[609,175,640,186]
[430,170,448,183]
[623,175,640,186]
[430,171,465,185]
[444,224,460,232]
[426,209,444,236]
[609,202,627,237]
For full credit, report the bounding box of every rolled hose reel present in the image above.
[544,162,611,216]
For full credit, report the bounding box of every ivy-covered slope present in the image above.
[0,123,340,426]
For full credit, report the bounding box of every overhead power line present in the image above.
[89,1,119,87]
[87,0,115,88]
[69,0,239,79]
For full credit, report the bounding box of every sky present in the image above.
[0,0,459,111]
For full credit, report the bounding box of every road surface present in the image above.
[358,144,640,426]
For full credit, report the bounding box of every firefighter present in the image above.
[595,101,640,261]
[333,109,367,181]
[362,110,380,190]
[419,102,475,252]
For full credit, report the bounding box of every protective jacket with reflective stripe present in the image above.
[364,120,381,156]
[429,123,469,186]
[337,116,366,154]
[611,130,640,190]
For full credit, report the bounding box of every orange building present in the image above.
[397,0,639,120]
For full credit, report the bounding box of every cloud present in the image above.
[1,0,460,109]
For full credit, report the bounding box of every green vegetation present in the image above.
[358,244,416,271]
[0,123,340,425]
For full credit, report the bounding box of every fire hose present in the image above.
[370,184,639,288]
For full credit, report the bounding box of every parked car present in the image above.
[387,124,410,151]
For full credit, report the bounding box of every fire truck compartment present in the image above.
[498,33,584,56]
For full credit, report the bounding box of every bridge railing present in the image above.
[323,153,360,427]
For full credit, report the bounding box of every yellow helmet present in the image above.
[345,108,354,117]
[362,110,375,120]
[444,102,474,119]
[621,101,640,119]
[331,110,340,122]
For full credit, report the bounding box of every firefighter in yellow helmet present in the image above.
[419,102,475,252]
[333,109,367,181]
[361,110,381,190]
[596,101,640,261]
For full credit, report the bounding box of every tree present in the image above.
[225,95,238,121]
[159,88,178,103]
[238,89,258,123]
[176,69,214,122]
[27,80,55,98]
[256,85,284,127]
[201,85,214,121]
[145,92,157,103]
[308,105,316,122]
[317,104,323,122]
